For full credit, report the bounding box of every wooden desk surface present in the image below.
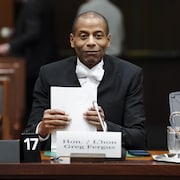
[0,151,180,180]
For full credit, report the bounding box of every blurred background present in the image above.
[0,0,180,150]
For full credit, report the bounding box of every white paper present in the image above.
[50,86,97,151]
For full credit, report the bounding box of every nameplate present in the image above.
[56,131,122,158]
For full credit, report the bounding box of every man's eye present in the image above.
[80,34,87,40]
[95,34,103,39]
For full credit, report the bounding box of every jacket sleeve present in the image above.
[106,68,146,150]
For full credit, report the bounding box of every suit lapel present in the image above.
[60,57,81,87]
[98,55,114,93]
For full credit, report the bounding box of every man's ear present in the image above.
[70,33,75,48]
[106,33,111,48]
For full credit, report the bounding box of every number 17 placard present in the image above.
[20,133,41,162]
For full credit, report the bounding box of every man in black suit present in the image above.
[0,0,59,124]
[25,11,146,150]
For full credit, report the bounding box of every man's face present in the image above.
[70,15,111,68]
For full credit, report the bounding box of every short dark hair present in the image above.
[72,11,109,35]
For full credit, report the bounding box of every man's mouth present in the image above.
[85,51,99,55]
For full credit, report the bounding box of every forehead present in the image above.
[75,15,107,34]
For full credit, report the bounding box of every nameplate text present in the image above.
[56,131,122,158]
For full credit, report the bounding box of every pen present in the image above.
[92,101,106,131]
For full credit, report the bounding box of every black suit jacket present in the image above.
[25,55,146,150]
[10,0,59,78]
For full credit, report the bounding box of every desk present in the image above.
[0,151,180,180]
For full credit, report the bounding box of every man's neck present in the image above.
[77,58,103,69]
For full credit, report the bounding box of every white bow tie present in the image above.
[76,64,104,82]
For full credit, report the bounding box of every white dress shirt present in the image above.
[76,58,104,88]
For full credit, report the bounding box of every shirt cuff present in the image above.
[36,121,50,141]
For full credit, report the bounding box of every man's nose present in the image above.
[87,35,96,46]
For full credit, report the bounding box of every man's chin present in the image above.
[83,58,101,68]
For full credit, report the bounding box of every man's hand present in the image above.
[84,106,105,131]
[38,109,71,137]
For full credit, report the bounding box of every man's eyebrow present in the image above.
[79,30,88,33]
[77,30,104,36]
[78,30,103,33]
[94,31,103,33]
